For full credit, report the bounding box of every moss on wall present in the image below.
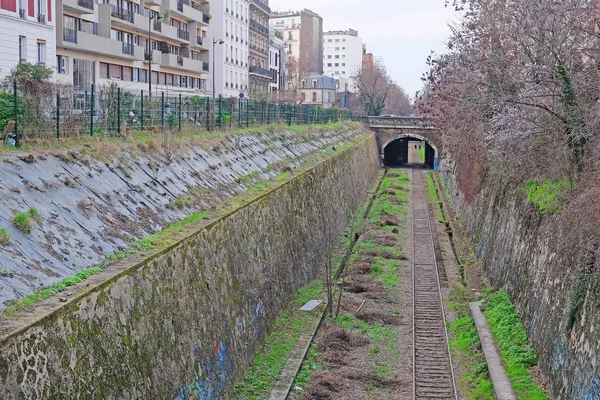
[0,134,378,400]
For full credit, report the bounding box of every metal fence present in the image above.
[0,82,353,147]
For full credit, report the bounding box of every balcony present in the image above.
[165,0,208,24]
[37,13,46,24]
[249,65,272,79]
[196,36,203,46]
[160,53,205,72]
[18,8,25,18]
[251,0,271,15]
[177,29,190,41]
[58,30,144,60]
[77,0,93,10]
[202,13,210,24]
[249,20,268,35]
[98,3,146,31]
[61,0,95,14]
[110,5,133,23]
[144,49,162,63]
[202,62,209,72]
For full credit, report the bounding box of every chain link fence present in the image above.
[0,81,353,147]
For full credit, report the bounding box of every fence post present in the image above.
[13,80,19,147]
[161,92,165,132]
[141,90,144,131]
[246,99,249,127]
[56,92,60,139]
[218,95,222,128]
[90,84,95,136]
[206,98,210,131]
[238,98,242,128]
[178,93,182,132]
[117,87,121,136]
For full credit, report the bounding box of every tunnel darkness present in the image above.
[383,138,436,169]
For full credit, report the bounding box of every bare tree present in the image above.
[280,56,311,105]
[355,63,393,116]
[385,84,413,115]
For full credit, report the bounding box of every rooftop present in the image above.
[324,29,359,37]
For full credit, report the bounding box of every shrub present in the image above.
[0,228,10,245]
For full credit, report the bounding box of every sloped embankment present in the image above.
[0,124,362,308]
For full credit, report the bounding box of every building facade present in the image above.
[299,72,335,108]
[248,0,270,98]
[323,29,362,92]
[0,0,56,81]
[210,0,249,97]
[53,0,211,94]
[268,31,286,98]
[269,9,323,74]
[362,52,373,69]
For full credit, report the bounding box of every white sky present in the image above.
[269,0,460,98]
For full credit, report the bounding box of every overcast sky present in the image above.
[269,0,459,98]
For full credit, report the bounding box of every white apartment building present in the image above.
[210,0,249,97]
[268,30,285,95]
[54,0,211,94]
[0,0,56,81]
[323,29,362,92]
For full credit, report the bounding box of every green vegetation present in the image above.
[446,285,495,399]
[426,172,446,223]
[484,290,547,399]
[11,211,32,234]
[0,228,11,245]
[28,207,42,224]
[4,266,103,315]
[419,143,425,163]
[231,281,325,399]
[0,268,14,277]
[524,179,570,214]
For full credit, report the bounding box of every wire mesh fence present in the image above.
[0,81,353,147]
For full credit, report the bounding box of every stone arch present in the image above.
[381,133,439,158]
[380,133,440,169]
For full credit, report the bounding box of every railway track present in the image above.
[410,168,457,400]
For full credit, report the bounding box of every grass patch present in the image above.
[11,212,32,234]
[4,266,103,315]
[231,281,325,399]
[484,290,547,399]
[426,172,445,223]
[524,179,570,214]
[28,207,42,224]
[0,268,14,277]
[0,228,11,245]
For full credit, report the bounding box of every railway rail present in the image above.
[410,168,458,400]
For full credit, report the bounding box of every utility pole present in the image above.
[148,12,163,95]
[212,38,224,99]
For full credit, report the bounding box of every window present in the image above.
[342,47,345,50]
[312,92,317,102]
[342,63,345,66]
[312,80,317,88]
[342,39,346,42]
[327,55,332,59]
[57,55,67,74]
[342,71,345,75]
[73,59,95,90]
[334,63,339,67]
[327,39,332,42]
[288,31,292,40]
[335,39,339,42]
[301,80,305,88]
[327,63,332,67]
[335,47,339,50]
[133,68,139,82]
[334,55,339,59]
[301,92,305,101]
[18,36,25,61]
[37,42,46,63]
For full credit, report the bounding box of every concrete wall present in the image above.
[0,134,378,399]
[442,172,600,400]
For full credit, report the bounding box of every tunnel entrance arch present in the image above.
[381,134,439,169]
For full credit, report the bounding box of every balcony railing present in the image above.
[77,0,93,10]
[249,65,272,78]
[37,14,46,24]
[177,29,190,41]
[177,55,184,66]
[177,1,183,11]
[196,36,203,46]
[250,20,268,35]
[144,51,152,61]
[122,42,134,55]
[202,62,209,72]
[18,8,25,18]
[110,5,133,23]
[63,27,77,43]
[202,14,210,24]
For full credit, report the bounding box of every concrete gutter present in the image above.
[469,301,517,400]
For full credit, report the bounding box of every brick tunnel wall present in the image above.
[0,134,379,399]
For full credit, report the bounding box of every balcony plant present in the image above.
[206,13,212,20]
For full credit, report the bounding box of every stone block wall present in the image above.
[0,134,378,399]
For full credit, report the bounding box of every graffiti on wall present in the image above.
[176,299,267,399]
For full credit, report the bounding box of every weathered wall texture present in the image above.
[441,171,600,400]
[0,134,378,399]
[0,127,358,308]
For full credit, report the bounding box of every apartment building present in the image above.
[299,72,335,108]
[248,0,270,97]
[54,0,211,94]
[362,52,373,69]
[0,0,56,81]
[323,29,362,92]
[268,30,286,97]
[269,9,323,74]
[210,0,249,97]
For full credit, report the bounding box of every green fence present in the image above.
[0,83,352,147]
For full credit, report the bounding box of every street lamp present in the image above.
[148,12,163,95]
[212,38,224,99]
